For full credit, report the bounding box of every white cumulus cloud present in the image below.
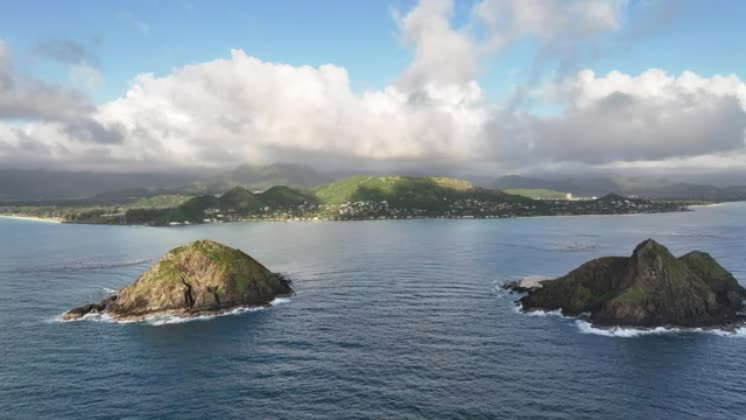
[497,69,746,165]
[0,0,745,175]
[93,49,487,168]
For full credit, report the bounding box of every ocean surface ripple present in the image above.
[1,202,745,419]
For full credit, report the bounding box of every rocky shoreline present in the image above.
[63,240,293,321]
[505,239,746,328]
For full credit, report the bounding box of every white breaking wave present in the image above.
[575,320,746,338]
[524,309,565,317]
[51,297,291,326]
[508,300,746,339]
[510,303,564,318]
[0,215,62,223]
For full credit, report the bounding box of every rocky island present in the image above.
[63,240,293,321]
[507,239,746,328]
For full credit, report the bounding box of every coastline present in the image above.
[688,203,723,209]
[0,207,692,227]
[0,215,63,224]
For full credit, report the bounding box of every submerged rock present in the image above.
[63,240,293,321]
[518,239,746,327]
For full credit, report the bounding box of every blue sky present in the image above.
[2,0,744,104]
[1,0,745,174]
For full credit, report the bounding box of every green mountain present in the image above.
[220,186,265,213]
[7,175,684,225]
[181,163,331,194]
[125,176,532,225]
[0,169,200,202]
[64,240,293,321]
[517,239,746,327]
[493,174,746,202]
[258,186,320,209]
[126,185,320,224]
[313,176,525,209]
[503,188,568,200]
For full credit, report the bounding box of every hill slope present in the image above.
[518,239,746,327]
[64,240,293,320]
[314,176,524,208]
[125,185,320,224]
[503,188,568,200]
[493,174,746,202]
[0,169,199,202]
[181,163,331,194]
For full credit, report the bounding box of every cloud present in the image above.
[543,69,746,163]
[0,1,744,175]
[93,50,486,168]
[89,53,746,171]
[0,41,92,121]
[395,0,479,89]
[33,39,104,92]
[395,0,627,91]
[528,91,745,163]
[0,40,120,152]
[70,62,104,91]
[33,39,99,67]
[486,68,746,168]
[473,0,625,46]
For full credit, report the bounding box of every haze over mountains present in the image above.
[0,169,202,202]
[491,175,746,201]
[1,162,745,203]
[2,1,746,182]
[180,163,332,194]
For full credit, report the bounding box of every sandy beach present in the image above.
[0,215,63,223]
[688,203,723,209]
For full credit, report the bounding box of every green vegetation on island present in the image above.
[180,163,331,194]
[0,193,194,224]
[503,188,570,200]
[0,176,687,226]
[508,239,746,327]
[63,239,293,321]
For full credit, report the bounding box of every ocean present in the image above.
[1,202,745,419]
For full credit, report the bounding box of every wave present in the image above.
[510,303,564,318]
[525,309,564,317]
[668,231,729,240]
[146,298,291,326]
[57,258,152,272]
[0,215,62,223]
[688,203,723,208]
[554,242,600,252]
[519,241,600,253]
[51,297,291,326]
[10,258,151,275]
[509,301,746,339]
[576,320,746,338]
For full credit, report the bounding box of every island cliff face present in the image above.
[64,240,292,321]
[517,239,746,327]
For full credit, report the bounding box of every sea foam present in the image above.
[575,320,746,338]
[52,297,291,326]
[509,299,746,339]
[510,303,564,318]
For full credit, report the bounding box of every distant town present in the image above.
[0,176,687,226]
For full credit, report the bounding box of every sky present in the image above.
[1,0,745,177]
